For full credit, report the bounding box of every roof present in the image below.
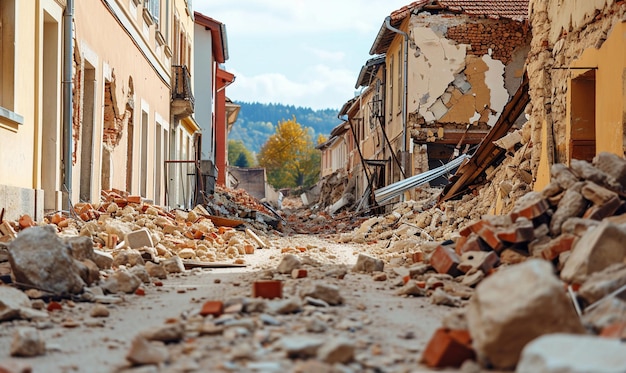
[194,12,229,63]
[355,55,386,89]
[370,0,529,55]
[439,0,529,21]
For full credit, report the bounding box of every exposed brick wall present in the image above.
[446,19,531,64]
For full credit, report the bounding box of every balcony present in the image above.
[171,65,194,118]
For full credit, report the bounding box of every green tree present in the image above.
[234,152,250,167]
[257,116,320,189]
[228,139,255,167]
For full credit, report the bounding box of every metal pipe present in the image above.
[62,0,74,200]
[384,16,409,179]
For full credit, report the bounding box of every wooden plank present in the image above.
[206,215,245,228]
[183,260,247,269]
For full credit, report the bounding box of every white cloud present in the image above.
[194,1,413,109]
[226,66,357,110]
[196,0,410,36]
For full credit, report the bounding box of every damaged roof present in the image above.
[355,55,386,89]
[370,0,529,55]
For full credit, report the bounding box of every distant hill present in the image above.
[228,102,342,154]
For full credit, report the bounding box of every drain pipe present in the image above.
[62,0,74,201]
[384,16,409,179]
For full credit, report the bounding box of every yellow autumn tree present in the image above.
[257,116,320,189]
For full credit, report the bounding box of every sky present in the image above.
[194,1,413,110]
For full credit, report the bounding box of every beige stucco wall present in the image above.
[0,0,64,220]
[73,0,172,205]
[528,0,626,189]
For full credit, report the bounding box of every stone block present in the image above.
[517,334,626,373]
[499,248,528,265]
[353,253,384,273]
[577,263,626,305]
[560,221,626,284]
[253,280,282,299]
[421,328,475,368]
[550,189,587,236]
[429,245,462,277]
[458,251,499,274]
[276,254,302,274]
[467,260,585,369]
[124,228,154,249]
[551,163,579,189]
[593,151,626,187]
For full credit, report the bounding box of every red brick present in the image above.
[600,322,626,339]
[476,224,505,252]
[539,234,577,261]
[429,245,462,277]
[200,301,224,317]
[456,233,488,255]
[252,280,282,299]
[47,301,62,312]
[412,251,424,263]
[421,328,476,368]
[497,219,534,243]
[514,198,550,220]
[583,195,621,220]
[127,195,142,204]
[458,251,499,274]
[291,269,308,279]
[18,215,36,229]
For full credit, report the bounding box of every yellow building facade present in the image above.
[0,0,197,220]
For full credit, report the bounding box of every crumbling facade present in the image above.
[527,0,626,189]
[340,0,530,208]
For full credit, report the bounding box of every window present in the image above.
[0,0,16,112]
[144,0,160,26]
[389,55,394,121]
[397,50,402,112]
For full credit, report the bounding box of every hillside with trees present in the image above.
[228,102,341,154]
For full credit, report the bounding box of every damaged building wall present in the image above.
[71,0,173,206]
[405,13,530,141]
[527,0,626,190]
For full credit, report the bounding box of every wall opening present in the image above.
[42,11,59,209]
[570,70,596,162]
[80,64,96,202]
[140,110,149,197]
[155,121,162,204]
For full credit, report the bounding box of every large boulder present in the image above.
[517,334,626,373]
[8,226,85,294]
[467,260,585,369]
[560,221,626,284]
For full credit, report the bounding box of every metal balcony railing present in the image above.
[171,65,194,118]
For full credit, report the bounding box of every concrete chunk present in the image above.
[517,334,626,373]
[467,260,585,369]
[560,221,626,284]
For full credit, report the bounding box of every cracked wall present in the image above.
[405,13,530,136]
[527,0,626,189]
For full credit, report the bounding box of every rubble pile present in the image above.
[352,151,626,369]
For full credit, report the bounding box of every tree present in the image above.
[228,139,255,167]
[257,116,320,189]
[234,152,250,167]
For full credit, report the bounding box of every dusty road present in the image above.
[0,235,458,373]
